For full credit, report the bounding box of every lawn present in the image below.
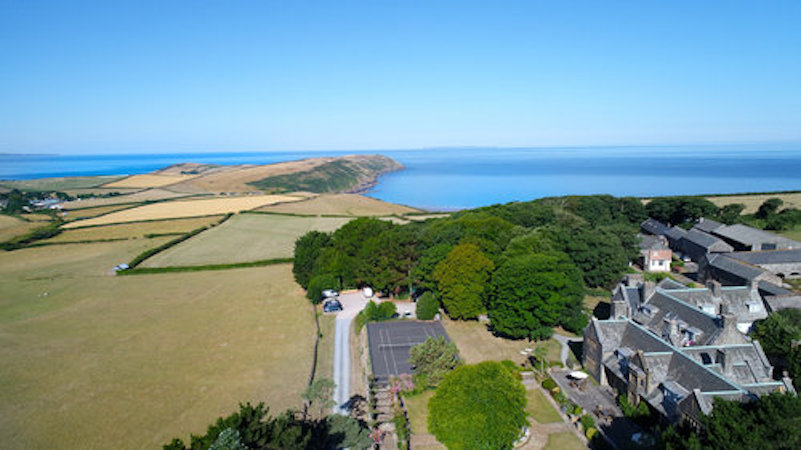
[543,431,586,450]
[255,193,420,216]
[441,318,561,366]
[0,239,317,450]
[62,195,300,228]
[527,389,563,424]
[404,391,446,449]
[142,213,352,267]
[42,216,224,243]
[778,226,801,242]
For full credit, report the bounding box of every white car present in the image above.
[362,287,374,298]
[321,289,339,298]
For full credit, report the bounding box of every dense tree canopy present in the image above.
[663,393,801,450]
[757,197,784,219]
[752,309,801,390]
[432,243,495,320]
[415,291,440,320]
[645,197,719,226]
[488,252,586,340]
[293,231,332,289]
[428,361,527,449]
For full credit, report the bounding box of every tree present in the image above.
[717,203,745,225]
[409,336,461,388]
[645,197,718,225]
[209,428,247,450]
[306,273,338,303]
[544,225,633,287]
[428,361,527,449]
[662,393,801,450]
[302,378,336,419]
[3,189,25,214]
[757,197,784,219]
[488,252,586,340]
[415,291,440,320]
[432,243,495,320]
[324,414,372,450]
[292,231,332,289]
[411,244,453,292]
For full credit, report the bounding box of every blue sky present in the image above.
[1,1,800,154]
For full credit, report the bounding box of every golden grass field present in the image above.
[0,215,40,242]
[0,239,317,449]
[61,188,196,209]
[142,213,352,267]
[102,174,198,189]
[63,195,301,228]
[705,192,801,214]
[255,193,421,216]
[43,216,223,244]
[63,204,139,221]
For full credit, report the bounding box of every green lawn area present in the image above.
[778,226,801,242]
[141,213,352,267]
[543,431,585,450]
[441,318,561,366]
[405,390,435,435]
[527,389,563,424]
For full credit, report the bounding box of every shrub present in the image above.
[429,362,527,449]
[415,291,440,320]
[355,301,397,331]
[409,336,461,388]
[541,377,557,391]
[579,414,595,431]
[586,427,598,440]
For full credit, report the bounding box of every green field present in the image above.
[0,215,41,242]
[141,213,352,267]
[41,216,224,244]
[256,193,421,216]
[0,239,317,449]
[0,175,126,191]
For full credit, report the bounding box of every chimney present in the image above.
[643,281,656,301]
[716,349,728,373]
[721,312,738,334]
[667,319,681,346]
[612,299,629,319]
[706,280,722,297]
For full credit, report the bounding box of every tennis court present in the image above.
[367,321,450,383]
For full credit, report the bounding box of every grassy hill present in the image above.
[247,154,402,193]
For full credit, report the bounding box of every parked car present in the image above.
[321,289,339,298]
[362,287,374,298]
[323,299,343,313]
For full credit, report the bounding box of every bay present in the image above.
[2,144,801,210]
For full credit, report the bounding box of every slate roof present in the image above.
[758,280,795,297]
[665,226,687,243]
[706,254,767,283]
[640,234,669,251]
[682,229,734,253]
[666,286,767,324]
[693,218,724,233]
[642,218,669,236]
[712,224,801,250]
[726,249,801,266]
[632,290,723,346]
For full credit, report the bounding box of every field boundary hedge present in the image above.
[0,220,63,251]
[117,257,293,275]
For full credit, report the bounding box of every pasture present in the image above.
[142,213,351,267]
[0,215,40,242]
[255,193,420,216]
[42,216,223,244]
[102,174,197,188]
[0,175,125,191]
[61,188,196,209]
[0,239,316,450]
[62,195,300,228]
[441,318,561,366]
[63,204,140,221]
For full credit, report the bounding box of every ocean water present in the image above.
[2,145,801,210]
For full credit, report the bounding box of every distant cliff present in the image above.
[247,154,403,194]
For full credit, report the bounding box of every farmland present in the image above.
[102,174,197,189]
[256,193,420,216]
[63,195,301,228]
[704,191,801,214]
[42,216,223,244]
[0,175,125,191]
[63,203,139,221]
[142,213,352,267]
[0,215,40,242]
[0,239,317,450]
[61,188,196,209]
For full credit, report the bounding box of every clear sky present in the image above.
[1,1,800,154]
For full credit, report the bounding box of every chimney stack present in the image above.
[706,280,722,297]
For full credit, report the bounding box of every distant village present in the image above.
[583,216,801,428]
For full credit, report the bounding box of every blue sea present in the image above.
[2,145,801,210]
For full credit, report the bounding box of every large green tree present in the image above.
[292,231,333,289]
[428,361,527,449]
[432,243,495,320]
[488,252,586,340]
[645,196,719,225]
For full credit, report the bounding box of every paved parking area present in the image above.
[367,321,449,383]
